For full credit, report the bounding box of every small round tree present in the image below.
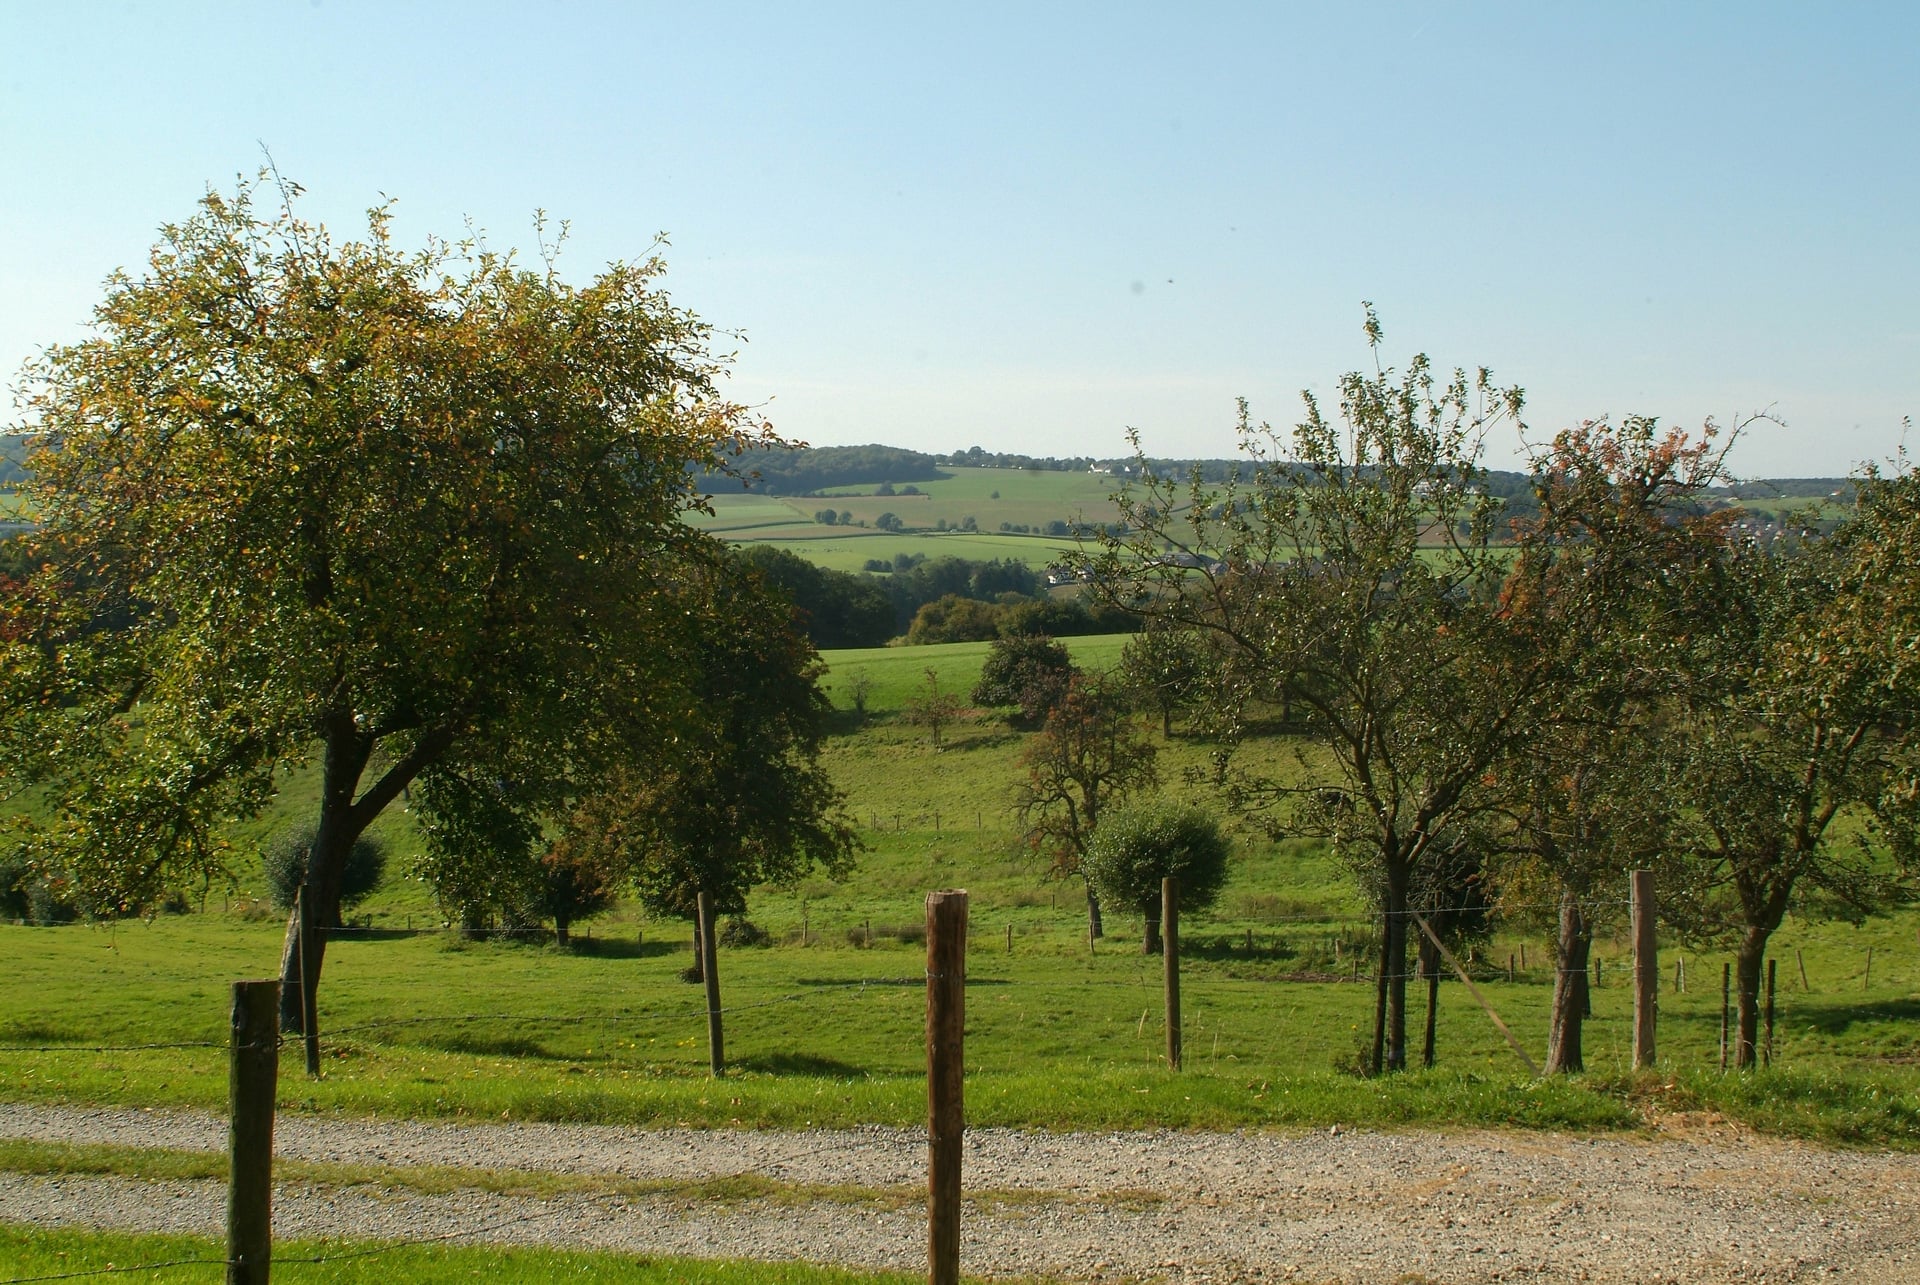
[971,633,1076,726]
[1082,802,1230,954]
[263,825,387,926]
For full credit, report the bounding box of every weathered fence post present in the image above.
[1798,947,1810,993]
[926,890,968,1285]
[296,886,320,1078]
[1163,876,1182,1072]
[1765,958,1777,1068]
[1631,869,1657,1070]
[696,891,724,1077]
[1728,960,1743,1075]
[1864,946,1873,992]
[227,979,279,1285]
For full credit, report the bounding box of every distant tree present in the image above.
[1014,676,1159,938]
[875,481,896,496]
[971,634,1076,726]
[1082,802,1231,954]
[531,814,623,947]
[734,545,892,648]
[906,593,1002,644]
[904,668,965,749]
[813,508,839,525]
[1116,622,1218,738]
[875,511,904,531]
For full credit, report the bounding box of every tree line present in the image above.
[1070,315,1919,1075]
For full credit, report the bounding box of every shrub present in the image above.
[721,916,771,948]
[262,825,387,920]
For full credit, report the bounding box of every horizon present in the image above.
[3,4,1913,478]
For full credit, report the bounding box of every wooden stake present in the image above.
[1005,922,1013,953]
[1865,946,1873,992]
[1765,958,1777,1068]
[1720,962,1731,1072]
[1631,869,1657,1070]
[227,980,279,1285]
[926,890,968,1285]
[1798,947,1810,993]
[1163,876,1182,1072]
[296,885,320,1078]
[696,892,724,1077]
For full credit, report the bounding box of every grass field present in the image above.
[0,1225,924,1285]
[2,636,1918,1147]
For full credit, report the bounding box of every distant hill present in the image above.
[705,444,948,495]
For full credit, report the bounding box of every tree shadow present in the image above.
[731,1051,870,1077]
[418,1031,561,1059]
[1786,995,1920,1037]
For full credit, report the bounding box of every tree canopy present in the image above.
[0,174,786,1026]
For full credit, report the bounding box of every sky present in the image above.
[2,2,1915,477]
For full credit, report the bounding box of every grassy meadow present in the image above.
[3,636,1919,1147]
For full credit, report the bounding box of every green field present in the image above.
[3,636,1919,1146]
[0,1225,924,1285]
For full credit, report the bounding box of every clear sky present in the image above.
[3,2,1914,477]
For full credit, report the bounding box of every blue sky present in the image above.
[3,2,1914,476]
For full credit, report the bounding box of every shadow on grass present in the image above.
[415,1032,562,1059]
[1786,995,1920,1037]
[793,976,1013,987]
[731,1052,870,1077]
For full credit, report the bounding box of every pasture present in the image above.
[3,637,1918,1147]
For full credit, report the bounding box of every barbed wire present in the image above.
[2,1258,223,1283]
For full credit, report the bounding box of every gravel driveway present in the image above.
[3,1104,1917,1282]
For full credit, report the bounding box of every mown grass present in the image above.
[0,1224,932,1285]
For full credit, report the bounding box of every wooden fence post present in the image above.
[1631,869,1657,1070]
[1798,947,1810,993]
[227,980,279,1285]
[296,886,320,1078]
[926,890,968,1285]
[1765,958,1777,1068]
[1728,960,1743,1075]
[1864,946,1873,992]
[1163,876,1182,1072]
[696,892,724,1077]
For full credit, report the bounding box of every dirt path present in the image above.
[3,1104,1917,1282]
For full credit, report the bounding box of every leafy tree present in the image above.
[1117,621,1218,738]
[0,174,771,1031]
[605,557,859,953]
[1088,312,1561,1073]
[1014,675,1159,938]
[734,545,892,648]
[530,827,622,948]
[261,824,387,923]
[906,593,1002,644]
[1483,417,1732,1073]
[971,634,1076,726]
[875,511,904,531]
[1659,472,1920,1067]
[1083,802,1230,954]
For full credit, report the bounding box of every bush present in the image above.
[720,916,771,947]
[0,852,30,921]
[262,825,387,920]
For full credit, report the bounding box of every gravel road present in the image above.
[3,1104,1917,1282]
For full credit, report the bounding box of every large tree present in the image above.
[0,175,772,1030]
[1660,470,1920,1066]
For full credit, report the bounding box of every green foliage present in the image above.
[0,171,776,1025]
[734,545,893,648]
[261,824,386,920]
[970,633,1076,726]
[1083,801,1231,951]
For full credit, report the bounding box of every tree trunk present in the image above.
[1734,925,1770,1069]
[555,912,571,949]
[1372,862,1411,1073]
[1544,889,1591,1075]
[1420,932,1440,1069]
[1086,886,1104,939]
[1142,900,1162,955]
